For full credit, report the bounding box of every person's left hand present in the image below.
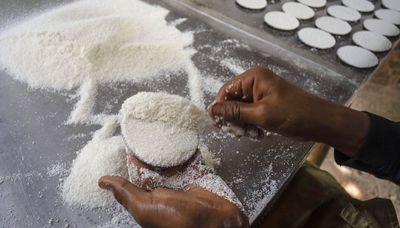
[98,155,249,228]
[98,177,248,228]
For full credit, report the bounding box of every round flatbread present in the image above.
[342,0,374,12]
[298,27,336,49]
[282,2,315,20]
[297,0,327,8]
[236,0,267,10]
[120,92,208,168]
[315,16,352,35]
[264,11,300,31]
[374,9,400,25]
[327,5,361,22]
[352,31,392,52]
[337,45,378,68]
[382,0,400,11]
[363,18,400,37]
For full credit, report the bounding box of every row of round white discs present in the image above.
[235,0,400,68]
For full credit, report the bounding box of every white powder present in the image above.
[120,92,211,167]
[221,58,245,75]
[62,136,128,208]
[120,92,210,131]
[47,162,69,178]
[123,120,199,168]
[0,0,204,124]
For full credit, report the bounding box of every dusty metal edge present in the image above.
[162,0,358,88]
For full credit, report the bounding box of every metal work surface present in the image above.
[0,0,372,227]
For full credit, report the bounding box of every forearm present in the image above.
[312,103,370,157]
[278,93,370,157]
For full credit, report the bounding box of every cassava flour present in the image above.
[120,92,211,168]
[62,136,128,208]
[0,0,204,124]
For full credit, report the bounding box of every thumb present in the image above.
[99,176,149,212]
[209,101,258,125]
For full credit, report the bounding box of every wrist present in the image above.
[324,105,370,157]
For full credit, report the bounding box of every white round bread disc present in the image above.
[236,0,267,10]
[298,27,336,49]
[382,0,400,11]
[123,119,198,168]
[264,11,300,31]
[282,2,315,20]
[375,9,400,25]
[337,45,378,68]
[352,31,392,52]
[315,16,352,35]
[297,0,327,8]
[363,18,400,37]
[327,5,362,22]
[120,92,208,168]
[342,0,375,12]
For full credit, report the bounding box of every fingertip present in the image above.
[98,176,112,190]
[207,100,216,116]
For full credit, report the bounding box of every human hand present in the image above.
[208,66,369,156]
[99,155,248,228]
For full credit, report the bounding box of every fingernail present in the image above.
[207,100,216,112]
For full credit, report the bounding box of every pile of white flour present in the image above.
[120,92,211,168]
[62,136,128,208]
[0,0,204,124]
[0,0,249,221]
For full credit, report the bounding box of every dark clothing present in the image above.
[259,163,399,228]
[335,112,400,184]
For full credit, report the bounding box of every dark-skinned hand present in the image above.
[208,66,370,157]
[99,154,249,228]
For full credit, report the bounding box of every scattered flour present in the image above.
[62,136,128,208]
[0,0,204,124]
[120,92,211,167]
[47,162,69,178]
[221,58,246,75]
[203,77,224,95]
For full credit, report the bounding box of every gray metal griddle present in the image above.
[0,0,395,227]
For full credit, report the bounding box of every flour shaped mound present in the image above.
[337,45,378,69]
[282,2,315,20]
[264,11,300,31]
[363,19,400,37]
[62,136,128,208]
[374,9,400,26]
[352,31,392,52]
[327,5,361,22]
[120,92,210,168]
[315,16,352,35]
[236,0,267,10]
[298,27,336,49]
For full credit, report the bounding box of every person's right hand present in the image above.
[208,66,370,156]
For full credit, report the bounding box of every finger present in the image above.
[215,74,255,103]
[209,101,259,125]
[98,176,149,210]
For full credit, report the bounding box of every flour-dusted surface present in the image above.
[0,0,204,124]
[120,92,210,167]
[0,0,358,226]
